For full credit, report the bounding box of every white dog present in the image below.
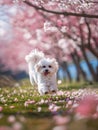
[25,49,59,95]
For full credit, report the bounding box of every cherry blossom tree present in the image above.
[0,0,98,81]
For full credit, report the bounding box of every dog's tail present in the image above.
[25,49,45,65]
[25,49,45,85]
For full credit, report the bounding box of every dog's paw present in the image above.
[44,91,49,94]
[38,88,49,95]
[51,90,56,93]
[40,91,49,95]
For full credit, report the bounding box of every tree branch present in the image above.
[24,0,98,19]
[84,18,91,46]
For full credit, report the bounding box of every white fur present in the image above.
[25,49,59,95]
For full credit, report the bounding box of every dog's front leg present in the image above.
[50,84,58,93]
[38,84,49,95]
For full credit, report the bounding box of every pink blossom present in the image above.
[92,112,98,119]
[7,115,16,123]
[24,100,35,107]
[57,80,62,84]
[0,126,12,130]
[12,122,23,130]
[57,91,64,96]
[26,100,35,104]
[53,125,66,130]
[75,95,98,118]
[48,104,60,112]
[0,106,3,112]
[40,99,45,104]
[37,107,42,112]
[53,115,70,125]
[57,20,63,27]
[9,106,15,109]
[14,98,18,102]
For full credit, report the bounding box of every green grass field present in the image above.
[0,80,98,130]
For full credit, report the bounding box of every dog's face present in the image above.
[35,58,58,76]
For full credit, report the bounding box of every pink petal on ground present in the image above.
[0,106,3,112]
[75,95,98,117]
[53,115,70,125]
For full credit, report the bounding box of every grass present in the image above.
[0,79,98,130]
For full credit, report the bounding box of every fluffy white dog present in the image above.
[25,49,59,95]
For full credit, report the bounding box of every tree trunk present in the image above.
[61,62,72,82]
[92,37,98,50]
[87,45,98,58]
[81,47,97,82]
[74,50,88,81]
[70,53,80,81]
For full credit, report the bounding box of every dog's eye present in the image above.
[48,65,52,68]
[42,65,46,68]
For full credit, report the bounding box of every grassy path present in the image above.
[0,80,98,130]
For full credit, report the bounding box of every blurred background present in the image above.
[0,0,98,86]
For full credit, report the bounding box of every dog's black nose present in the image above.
[45,69,49,72]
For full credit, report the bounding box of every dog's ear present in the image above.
[34,63,40,72]
[51,58,59,72]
